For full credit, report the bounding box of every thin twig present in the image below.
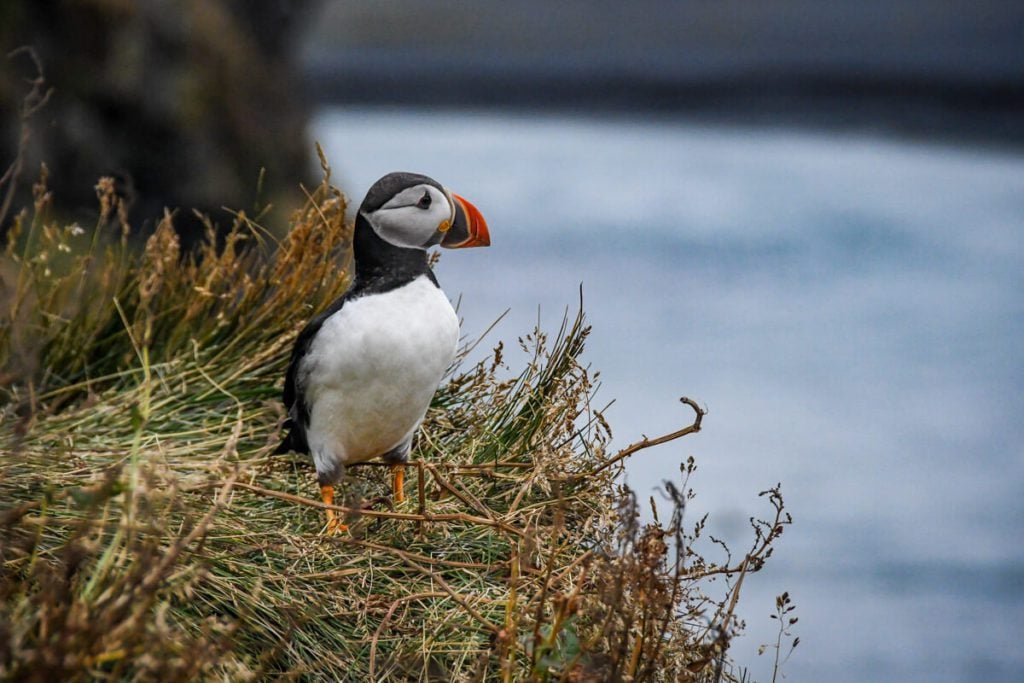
[232,481,525,536]
[573,397,705,481]
[369,591,448,680]
[337,537,509,573]
[425,463,496,521]
[0,47,53,231]
[398,556,501,635]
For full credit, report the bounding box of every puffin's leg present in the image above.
[391,465,406,504]
[320,483,348,534]
[381,441,411,505]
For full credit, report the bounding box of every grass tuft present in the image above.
[1,159,790,681]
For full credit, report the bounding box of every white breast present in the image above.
[299,275,459,472]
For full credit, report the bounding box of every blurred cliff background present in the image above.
[0,0,315,239]
[2,2,1023,682]
[3,0,1021,235]
[304,0,1024,142]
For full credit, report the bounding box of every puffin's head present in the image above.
[359,172,490,250]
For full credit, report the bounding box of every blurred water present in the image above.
[313,108,1024,683]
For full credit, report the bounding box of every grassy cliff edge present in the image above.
[0,160,790,681]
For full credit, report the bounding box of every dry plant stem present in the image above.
[0,48,53,230]
[518,538,588,615]
[398,555,502,635]
[508,467,542,515]
[640,488,687,680]
[289,568,362,580]
[417,459,426,536]
[712,559,750,683]
[544,563,589,656]
[369,591,449,680]
[721,559,748,640]
[426,463,498,521]
[545,549,594,593]
[352,459,534,471]
[529,520,563,673]
[690,485,789,585]
[572,396,705,482]
[626,607,646,680]
[232,481,525,536]
[341,538,507,573]
[500,544,521,683]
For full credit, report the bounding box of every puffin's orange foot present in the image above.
[320,484,349,535]
[324,512,349,535]
[391,464,405,504]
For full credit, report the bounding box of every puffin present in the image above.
[277,172,490,532]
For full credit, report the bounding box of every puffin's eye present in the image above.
[417,191,432,209]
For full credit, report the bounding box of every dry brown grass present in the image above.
[0,156,790,681]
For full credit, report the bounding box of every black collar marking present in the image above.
[351,212,439,296]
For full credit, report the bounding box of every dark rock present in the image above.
[1,0,318,241]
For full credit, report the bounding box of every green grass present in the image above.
[0,157,791,681]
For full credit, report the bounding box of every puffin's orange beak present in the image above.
[441,194,490,248]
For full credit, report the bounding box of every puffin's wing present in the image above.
[276,295,349,454]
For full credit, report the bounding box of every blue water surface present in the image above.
[313,108,1024,683]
